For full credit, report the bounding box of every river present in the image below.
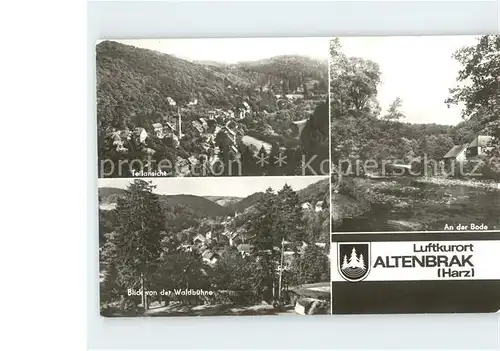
[335,177,500,232]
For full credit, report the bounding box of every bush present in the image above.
[118,296,140,315]
[481,159,500,181]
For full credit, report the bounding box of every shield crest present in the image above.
[337,242,371,282]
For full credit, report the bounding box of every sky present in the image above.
[337,35,479,125]
[113,37,329,63]
[98,176,327,198]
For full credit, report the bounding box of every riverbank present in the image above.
[413,177,500,190]
[333,176,500,232]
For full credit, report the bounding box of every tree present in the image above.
[330,38,382,165]
[349,247,358,268]
[383,97,405,122]
[341,255,349,270]
[359,254,365,270]
[289,245,329,285]
[107,180,165,311]
[330,38,382,116]
[275,184,305,245]
[247,187,278,302]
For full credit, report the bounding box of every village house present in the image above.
[230,145,240,158]
[201,250,220,265]
[301,202,312,210]
[315,200,324,212]
[236,243,252,257]
[193,234,206,245]
[166,96,176,106]
[152,123,164,138]
[237,107,246,119]
[198,118,208,131]
[205,231,212,240]
[225,120,237,130]
[443,144,468,165]
[443,135,494,165]
[223,126,237,144]
[227,231,239,247]
[191,120,204,135]
[188,98,198,106]
[109,132,128,153]
[178,243,193,253]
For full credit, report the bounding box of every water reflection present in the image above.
[335,178,500,232]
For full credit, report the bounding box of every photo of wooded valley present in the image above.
[330,35,500,232]
[97,38,329,178]
[99,176,330,316]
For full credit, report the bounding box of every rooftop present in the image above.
[443,144,468,159]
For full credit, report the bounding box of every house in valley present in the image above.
[198,118,208,131]
[301,202,311,210]
[193,234,206,245]
[315,200,324,212]
[152,123,164,138]
[192,120,204,135]
[443,135,494,165]
[201,250,220,265]
[166,96,177,106]
[133,128,148,144]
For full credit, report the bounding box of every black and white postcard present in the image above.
[96,38,329,178]
[95,35,500,317]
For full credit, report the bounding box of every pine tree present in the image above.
[275,184,305,246]
[359,254,365,270]
[247,187,278,302]
[109,180,165,311]
[341,255,349,270]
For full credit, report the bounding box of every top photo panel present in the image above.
[96,38,329,178]
[330,35,500,233]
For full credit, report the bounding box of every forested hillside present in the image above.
[97,41,329,177]
[97,41,327,130]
